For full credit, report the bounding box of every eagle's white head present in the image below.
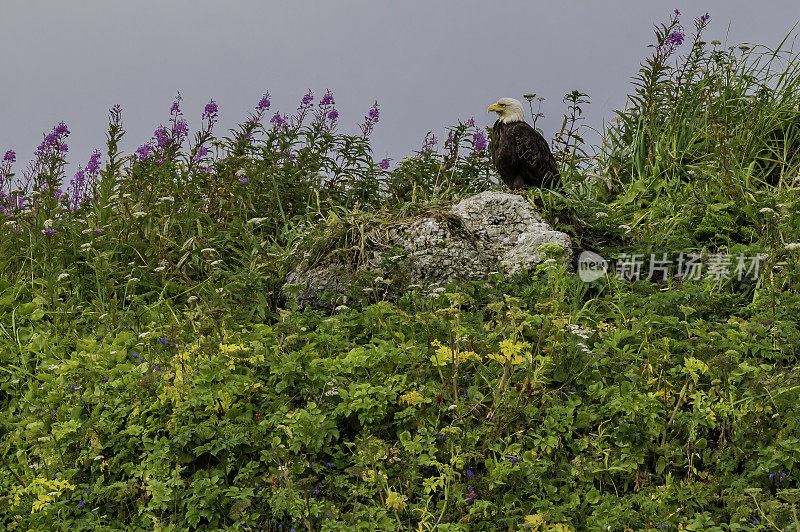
[488,97,525,124]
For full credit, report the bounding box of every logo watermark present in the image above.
[578,251,767,282]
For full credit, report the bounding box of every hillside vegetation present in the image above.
[2,11,800,531]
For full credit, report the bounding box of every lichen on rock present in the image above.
[285,191,572,310]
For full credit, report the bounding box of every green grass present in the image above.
[2,13,800,531]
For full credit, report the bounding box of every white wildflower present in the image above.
[200,247,216,253]
[99,314,108,320]
[210,260,223,266]
[785,243,800,251]
[759,207,775,215]
[57,273,69,281]
[334,305,350,313]
[187,296,198,304]
[94,455,104,461]
[48,364,59,370]
[138,332,149,339]
[595,212,608,218]
[43,219,53,228]
[132,211,147,218]
[247,217,268,225]
[154,266,166,272]
[80,243,91,251]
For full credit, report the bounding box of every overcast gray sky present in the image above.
[1,1,798,179]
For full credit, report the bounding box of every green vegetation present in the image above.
[2,11,800,531]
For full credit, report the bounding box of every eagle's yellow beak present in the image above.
[488,103,501,113]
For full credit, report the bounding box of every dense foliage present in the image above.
[2,11,800,531]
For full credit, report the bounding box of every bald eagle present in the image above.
[488,97,560,190]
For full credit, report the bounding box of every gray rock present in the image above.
[286,192,571,309]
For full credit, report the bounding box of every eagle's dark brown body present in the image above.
[490,120,560,190]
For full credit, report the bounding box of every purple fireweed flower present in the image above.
[203,100,219,122]
[136,144,152,161]
[472,131,487,152]
[72,167,85,185]
[239,177,248,183]
[173,119,189,140]
[44,229,57,236]
[320,91,335,106]
[674,9,680,15]
[327,109,339,122]
[270,113,288,129]
[665,31,685,46]
[360,101,381,137]
[301,92,314,107]
[154,126,171,149]
[378,158,390,170]
[193,145,208,162]
[419,133,437,157]
[86,151,101,175]
[3,150,15,163]
[700,12,710,22]
[170,94,183,117]
[257,96,271,111]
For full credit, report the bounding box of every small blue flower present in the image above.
[79,500,84,507]
[103,377,109,382]
[466,469,474,479]
[132,353,139,359]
